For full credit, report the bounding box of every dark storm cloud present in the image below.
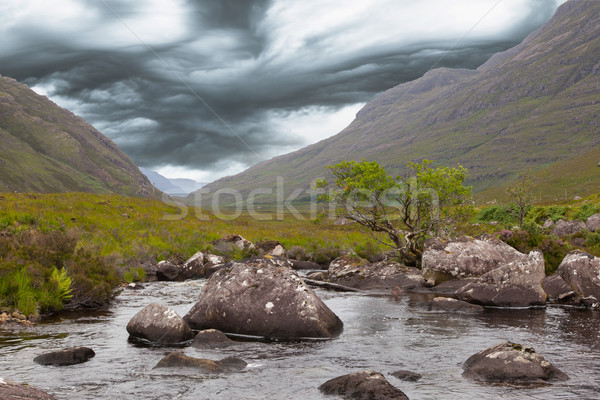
[0,0,566,180]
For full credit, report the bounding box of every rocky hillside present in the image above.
[0,75,155,197]
[192,0,600,206]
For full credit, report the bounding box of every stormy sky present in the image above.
[0,0,566,182]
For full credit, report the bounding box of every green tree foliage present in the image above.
[315,159,472,266]
[505,170,534,227]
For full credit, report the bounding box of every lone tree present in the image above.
[315,159,472,266]
[505,170,534,228]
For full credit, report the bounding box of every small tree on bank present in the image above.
[505,170,534,228]
[315,159,472,266]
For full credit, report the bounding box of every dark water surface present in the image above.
[1,280,599,399]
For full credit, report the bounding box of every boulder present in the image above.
[542,274,578,303]
[183,260,343,339]
[154,352,246,373]
[319,370,409,400]
[210,234,255,254]
[181,251,205,279]
[256,240,285,257]
[34,347,95,366]
[586,213,600,232]
[462,342,568,384]
[328,257,423,290]
[557,251,600,300]
[333,217,354,226]
[191,329,234,348]
[429,297,484,312]
[421,237,528,286]
[456,250,547,307]
[181,251,226,279]
[391,370,423,382]
[0,379,57,400]
[290,260,323,271]
[126,303,194,345]
[155,261,183,281]
[551,219,586,237]
[542,219,555,229]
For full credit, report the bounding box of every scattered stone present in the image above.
[256,240,286,257]
[126,303,194,345]
[328,257,423,290]
[551,219,586,237]
[153,352,246,373]
[34,347,95,366]
[430,297,484,312]
[0,379,57,400]
[421,237,529,286]
[333,217,354,226]
[191,329,234,348]
[319,370,409,400]
[126,282,144,290]
[210,234,255,254]
[542,219,555,229]
[290,260,323,271]
[305,271,328,281]
[557,251,600,300]
[462,341,569,384]
[184,260,343,339]
[456,250,547,308]
[391,370,423,382]
[155,261,182,281]
[181,251,206,279]
[586,213,600,232]
[542,274,578,303]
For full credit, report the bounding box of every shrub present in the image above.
[475,205,518,226]
[574,203,600,221]
[123,267,146,283]
[538,238,570,275]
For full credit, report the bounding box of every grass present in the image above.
[0,192,387,316]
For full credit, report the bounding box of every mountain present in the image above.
[0,75,155,197]
[192,0,600,207]
[140,168,206,196]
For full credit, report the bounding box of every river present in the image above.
[1,280,599,399]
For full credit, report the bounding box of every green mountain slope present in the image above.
[0,75,155,197]
[192,0,600,207]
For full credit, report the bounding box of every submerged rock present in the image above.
[456,250,547,307]
[462,341,568,384]
[126,303,194,345]
[328,257,423,290]
[34,347,95,366]
[0,379,57,400]
[191,329,234,348]
[429,297,484,312]
[557,251,600,301]
[391,370,423,382]
[154,352,246,373]
[421,237,528,286]
[319,370,409,400]
[183,260,343,339]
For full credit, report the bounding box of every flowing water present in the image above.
[1,280,599,399]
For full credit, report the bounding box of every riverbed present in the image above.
[1,280,599,399]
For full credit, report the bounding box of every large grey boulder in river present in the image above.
[183,259,343,339]
[327,256,423,290]
[126,303,194,345]
[462,341,568,384]
[557,250,600,301]
[421,237,528,286]
[455,250,547,307]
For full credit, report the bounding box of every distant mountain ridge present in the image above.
[0,75,155,197]
[192,0,600,206]
[140,168,206,196]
